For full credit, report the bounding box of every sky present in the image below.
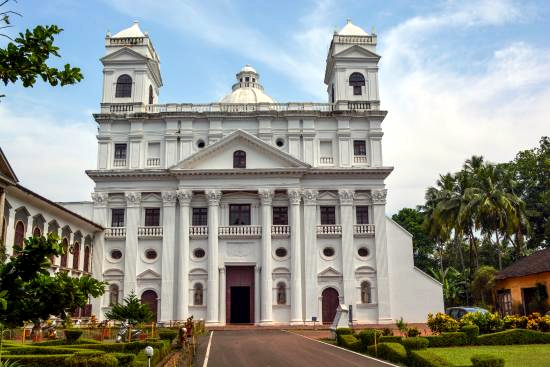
[0,0,549,215]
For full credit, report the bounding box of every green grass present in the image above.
[429,344,550,367]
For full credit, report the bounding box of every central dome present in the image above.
[220,65,276,104]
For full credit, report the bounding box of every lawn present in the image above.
[429,344,550,367]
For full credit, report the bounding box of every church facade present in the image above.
[66,20,443,325]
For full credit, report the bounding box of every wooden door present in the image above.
[226,266,254,323]
[322,287,339,324]
[141,290,158,322]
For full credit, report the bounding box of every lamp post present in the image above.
[145,346,154,367]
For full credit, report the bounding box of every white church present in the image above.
[57,20,444,325]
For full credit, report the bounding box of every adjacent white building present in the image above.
[62,20,443,325]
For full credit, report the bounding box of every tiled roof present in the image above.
[495,248,550,280]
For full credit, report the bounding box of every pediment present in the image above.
[103,268,124,277]
[137,269,161,280]
[189,268,208,277]
[273,267,290,275]
[355,266,376,276]
[318,191,338,200]
[100,47,150,63]
[318,267,343,278]
[32,213,46,224]
[14,206,31,217]
[333,44,381,60]
[170,130,310,170]
[0,148,18,184]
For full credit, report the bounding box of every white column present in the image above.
[176,189,192,321]
[302,189,318,321]
[339,189,355,306]
[372,189,392,322]
[254,265,260,324]
[259,189,273,324]
[0,187,5,244]
[124,192,141,298]
[91,192,109,319]
[219,267,226,325]
[160,191,177,322]
[205,190,222,325]
[288,189,303,324]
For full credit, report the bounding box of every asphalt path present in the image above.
[202,329,396,367]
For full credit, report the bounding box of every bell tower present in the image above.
[100,22,162,107]
[324,20,380,111]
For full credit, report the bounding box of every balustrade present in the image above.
[353,155,368,164]
[105,227,126,239]
[113,159,127,167]
[138,226,163,238]
[353,224,375,237]
[147,158,161,167]
[218,225,262,239]
[320,157,334,165]
[271,225,290,239]
[189,226,208,239]
[316,225,342,238]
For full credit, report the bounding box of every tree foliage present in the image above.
[105,291,154,324]
[0,233,106,328]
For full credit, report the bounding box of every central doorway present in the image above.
[322,287,339,324]
[226,266,255,324]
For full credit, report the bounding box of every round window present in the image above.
[197,139,205,149]
[358,247,369,257]
[111,249,123,260]
[275,247,287,258]
[275,138,285,148]
[145,249,158,260]
[323,247,335,257]
[193,248,206,258]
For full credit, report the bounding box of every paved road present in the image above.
[203,330,395,367]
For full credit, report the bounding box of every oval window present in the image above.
[111,249,123,260]
[358,247,369,257]
[145,249,158,260]
[276,138,285,148]
[323,247,335,257]
[275,247,287,258]
[197,139,205,149]
[193,248,206,258]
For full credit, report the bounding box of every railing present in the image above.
[109,37,144,45]
[113,159,127,167]
[105,227,126,239]
[316,225,342,238]
[144,102,334,113]
[348,101,371,110]
[271,225,290,239]
[190,226,208,239]
[333,34,376,45]
[353,224,375,237]
[138,226,163,238]
[147,158,161,167]
[320,157,334,165]
[110,104,134,113]
[218,225,262,239]
[353,155,368,164]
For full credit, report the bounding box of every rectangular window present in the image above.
[354,140,367,156]
[144,208,160,227]
[353,85,362,95]
[356,206,369,224]
[273,207,288,225]
[111,208,125,227]
[229,204,251,225]
[192,208,208,226]
[320,206,336,225]
[114,144,127,160]
[319,141,332,157]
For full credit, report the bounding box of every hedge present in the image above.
[408,349,454,367]
[400,337,429,350]
[335,327,353,336]
[339,334,362,352]
[130,347,166,367]
[3,346,104,355]
[112,353,136,367]
[65,352,118,367]
[62,340,169,354]
[461,325,480,345]
[477,328,550,345]
[64,329,84,344]
[367,342,407,364]
[425,332,468,347]
[33,338,101,346]
[358,329,382,350]
[158,329,178,341]
[379,335,402,343]
[471,354,505,367]
[0,354,71,367]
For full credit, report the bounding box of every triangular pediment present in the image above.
[0,148,18,185]
[170,130,310,170]
[137,269,161,280]
[333,44,381,60]
[318,267,343,278]
[100,47,150,63]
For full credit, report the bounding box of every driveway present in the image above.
[200,329,396,367]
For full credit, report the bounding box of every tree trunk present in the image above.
[495,231,502,271]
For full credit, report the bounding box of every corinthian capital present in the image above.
[338,189,355,205]
[125,192,142,207]
[176,189,193,206]
[287,189,302,205]
[371,189,387,204]
[302,189,318,205]
[205,190,222,206]
[91,192,108,207]
[258,189,274,205]
[162,191,178,205]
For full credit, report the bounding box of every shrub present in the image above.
[112,353,136,367]
[503,314,528,329]
[158,329,178,341]
[367,342,407,364]
[425,332,468,347]
[477,328,550,345]
[335,328,353,335]
[358,329,382,349]
[65,353,118,367]
[407,327,421,337]
[339,334,361,352]
[409,349,454,367]
[33,338,100,346]
[400,336,429,350]
[379,335,402,343]
[460,324,480,344]
[427,313,459,334]
[64,329,84,344]
[460,312,503,334]
[381,327,393,336]
[3,346,102,355]
[0,354,70,367]
[471,354,505,367]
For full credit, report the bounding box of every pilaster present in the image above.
[205,189,222,324]
[259,188,274,324]
[176,189,192,320]
[339,189,355,305]
[160,191,177,321]
[372,189,391,322]
[288,189,303,324]
[254,265,260,324]
[124,191,141,298]
[219,267,226,325]
[91,192,109,318]
[302,189,318,321]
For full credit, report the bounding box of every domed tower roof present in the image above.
[112,21,146,38]
[337,19,369,36]
[220,65,276,104]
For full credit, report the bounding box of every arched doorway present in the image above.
[141,290,158,322]
[322,287,339,324]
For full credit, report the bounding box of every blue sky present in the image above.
[1,0,549,214]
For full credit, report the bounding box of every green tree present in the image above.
[0,233,106,328]
[105,291,154,324]
[429,267,467,307]
[0,1,83,98]
[470,265,497,308]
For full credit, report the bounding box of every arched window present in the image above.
[115,74,132,98]
[72,242,80,270]
[361,281,371,304]
[83,246,91,273]
[349,72,365,96]
[141,290,158,321]
[276,282,286,305]
[193,283,203,305]
[109,284,119,306]
[13,221,25,254]
[148,85,154,104]
[233,150,246,168]
[60,238,69,268]
[33,227,41,237]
